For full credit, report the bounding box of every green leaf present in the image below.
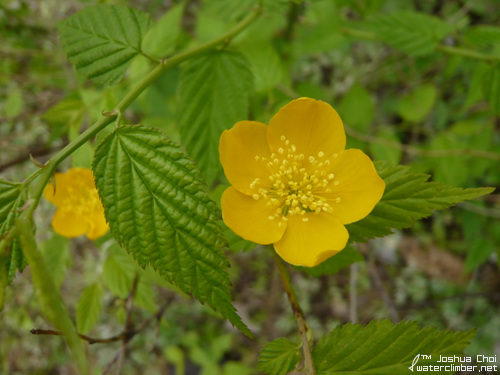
[483,63,500,116]
[42,92,86,138]
[3,85,24,118]
[142,2,185,58]
[15,214,88,374]
[258,337,301,375]
[313,320,475,374]
[240,43,285,92]
[347,162,495,243]
[398,84,437,123]
[369,11,453,56]
[76,283,102,335]
[0,180,28,284]
[178,50,253,185]
[339,83,374,132]
[465,25,500,49]
[92,125,253,338]
[40,234,71,289]
[102,245,138,298]
[58,5,152,85]
[296,245,364,277]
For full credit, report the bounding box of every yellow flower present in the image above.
[219,98,385,267]
[43,167,109,239]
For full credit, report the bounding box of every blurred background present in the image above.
[1,0,499,374]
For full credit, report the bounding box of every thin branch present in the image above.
[273,252,316,375]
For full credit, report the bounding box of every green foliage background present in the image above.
[1,0,499,374]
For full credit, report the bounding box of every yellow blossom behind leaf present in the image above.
[43,167,109,240]
[219,98,385,267]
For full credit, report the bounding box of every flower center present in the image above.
[250,135,341,225]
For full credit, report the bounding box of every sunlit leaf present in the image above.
[58,5,152,85]
[178,51,253,185]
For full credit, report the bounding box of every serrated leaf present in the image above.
[142,2,185,58]
[398,84,437,123]
[92,125,253,337]
[483,63,500,116]
[296,245,364,277]
[258,338,301,375]
[0,180,28,284]
[58,5,152,85]
[178,50,253,185]
[314,320,475,374]
[76,283,102,334]
[369,11,453,56]
[346,162,495,243]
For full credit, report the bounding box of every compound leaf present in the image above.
[58,5,152,85]
[347,162,495,243]
[314,320,474,374]
[92,125,252,337]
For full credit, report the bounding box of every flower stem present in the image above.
[273,252,316,375]
[23,4,261,218]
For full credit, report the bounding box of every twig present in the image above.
[114,272,139,375]
[30,300,169,345]
[273,252,316,375]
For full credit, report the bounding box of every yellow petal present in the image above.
[51,208,87,238]
[267,98,345,160]
[43,172,70,207]
[274,213,348,267]
[43,168,97,207]
[221,187,287,244]
[320,149,385,224]
[86,208,109,239]
[220,121,274,195]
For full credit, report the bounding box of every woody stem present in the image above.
[273,252,316,375]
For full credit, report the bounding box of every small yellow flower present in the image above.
[219,98,385,267]
[43,167,109,239]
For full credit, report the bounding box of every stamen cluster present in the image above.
[250,136,341,225]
